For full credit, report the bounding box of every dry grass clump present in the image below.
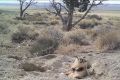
[49,15,60,20]
[94,31,120,52]
[79,19,99,29]
[55,44,80,55]
[63,29,89,45]
[33,21,48,25]
[12,26,39,43]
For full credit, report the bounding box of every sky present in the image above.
[0,0,120,4]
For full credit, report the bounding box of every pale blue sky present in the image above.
[0,0,120,4]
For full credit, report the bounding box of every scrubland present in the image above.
[0,10,120,80]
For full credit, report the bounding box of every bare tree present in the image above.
[47,0,104,31]
[17,0,36,19]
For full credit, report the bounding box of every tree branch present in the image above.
[46,8,58,15]
[23,0,35,12]
[73,0,103,27]
[46,0,65,23]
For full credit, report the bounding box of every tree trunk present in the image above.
[20,11,24,19]
[62,12,73,31]
[20,4,24,20]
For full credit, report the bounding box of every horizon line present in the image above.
[0,1,120,4]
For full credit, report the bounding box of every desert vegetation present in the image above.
[0,0,120,80]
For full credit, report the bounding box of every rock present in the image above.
[71,57,91,70]
[67,70,87,79]
[19,62,46,72]
[65,57,91,79]
[91,61,105,77]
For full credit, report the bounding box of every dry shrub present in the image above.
[22,12,50,23]
[30,36,58,56]
[24,13,43,21]
[83,29,97,42]
[93,24,113,35]
[0,22,10,34]
[63,29,89,45]
[55,44,80,55]
[50,20,59,25]
[87,14,102,20]
[79,19,99,29]
[12,26,39,43]
[48,15,60,25]
[49,15,59,20]
[55,16,60,20]
[12,32,28,43]
[94,31,120,52]
[9,20,19,25]
[23,20,30,25]
[30,27,63,56]
[39,27,63,43]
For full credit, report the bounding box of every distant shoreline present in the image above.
[0,2,120,11]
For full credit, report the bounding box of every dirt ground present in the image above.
[0,50,120,80]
